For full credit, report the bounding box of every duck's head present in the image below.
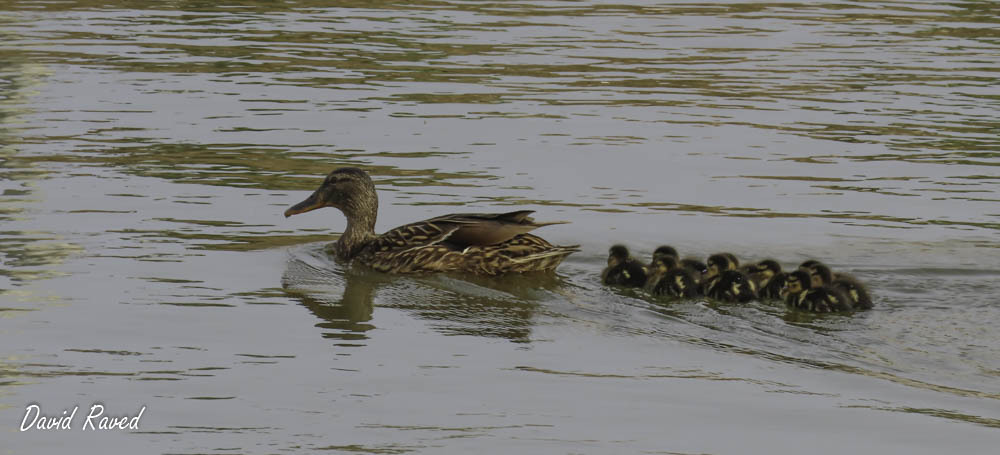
[706,253,738,279]
[808,263,834,288]
[608,244,631,267]
[781,269,812,299]
[284,167,378,219]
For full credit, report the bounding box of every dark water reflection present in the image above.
[282,245,575,343]
[2,0,1000,453]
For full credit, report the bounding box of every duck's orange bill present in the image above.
[284,193,322,218]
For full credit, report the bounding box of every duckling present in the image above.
[803,261,873,310]
[759,271,789,300]
[602,245,647,287]
[651,245,679,261]
[679,258,708,283]
[645,255,700,298]
[781,270,852,313]
[722,252,740,267]
[701,253,740,294]
[706,269,757,303]
[646,245,680,275]
[744,259,785,300]
[830,273,873,310]
[644,254,679,292]
[745,259,781,288]
[808,262,835,288]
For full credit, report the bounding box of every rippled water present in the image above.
[2,1,999,453]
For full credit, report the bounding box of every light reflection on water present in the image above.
[2,0,999,452]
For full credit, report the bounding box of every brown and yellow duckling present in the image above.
[829,274,873,310]
[602,245,648,287]
[781,270,852,313]
[679,258,709,284]
[706,269,757,303]
[744,259,786,300]
[644,255,701,298]
[284,167,580,274]
[802,262,873,310]
[645,245,680,278]
[649,245,679,263]
[701,252,740,294]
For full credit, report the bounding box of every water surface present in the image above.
[2,1,999,453]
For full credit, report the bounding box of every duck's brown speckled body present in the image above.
[285,167,579,274]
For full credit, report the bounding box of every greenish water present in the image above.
[2,1,999,453]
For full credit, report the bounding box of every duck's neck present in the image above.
[334,198,378,261]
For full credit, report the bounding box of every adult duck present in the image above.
[284,167,579,274]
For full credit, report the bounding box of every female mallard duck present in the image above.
[284,167,580,274]
[706,269,757,303]
[602,245,647,287]
[644,255,700,298]
[781,270,852,312]
[802,261,873,310]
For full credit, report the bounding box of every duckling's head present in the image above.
[715,270,756,302]
[651,255,680,275]
[798,259,823,271]
[751,259,782,278]
[608,244,631,267]
[706,253,738,278]
[652,245,679,261]
[782,270,812,298]
[680,258,708,280]
[809,263,834,288]
[723,253,740,267]
[285,167,378,219]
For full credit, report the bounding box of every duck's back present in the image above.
[361,233,577,274]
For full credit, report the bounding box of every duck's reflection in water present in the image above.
[281,244,571,344]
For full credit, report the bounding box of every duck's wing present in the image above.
[367,220,462,255]
[372,210,568,253]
